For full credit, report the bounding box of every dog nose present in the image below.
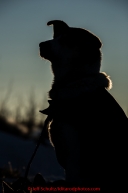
[39,41,49,47]
[39,42,42,47]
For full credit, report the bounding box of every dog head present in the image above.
[39,20,102,79]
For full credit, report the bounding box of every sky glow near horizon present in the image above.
[0,0,128,116]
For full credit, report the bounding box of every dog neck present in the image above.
[49,61,112,100]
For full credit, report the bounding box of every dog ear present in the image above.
[47,20,69,38]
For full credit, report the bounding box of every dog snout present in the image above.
[39,41,48,48]
[39,42,45,48]
[39,40,53,60]
[39,42,42,47]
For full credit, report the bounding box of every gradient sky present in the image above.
[0,0,128,116]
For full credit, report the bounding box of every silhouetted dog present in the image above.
[39,20,127,190]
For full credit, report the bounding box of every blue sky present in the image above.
[0,0,128,116]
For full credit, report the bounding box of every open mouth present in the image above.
[39,49,52,61]
[39,46,46,58]
[39,50,43,58]
[40,51,47,59]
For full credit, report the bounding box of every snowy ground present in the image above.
[0,131,65,182]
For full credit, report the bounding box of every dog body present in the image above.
[39,20,127,188]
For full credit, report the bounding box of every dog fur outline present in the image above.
[39,20,127,188]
